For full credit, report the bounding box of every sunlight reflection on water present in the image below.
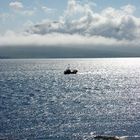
[0,58,140,140]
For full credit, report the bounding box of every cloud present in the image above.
[22,10,35,16]
[27,2,140,41]
[64,0,93,20]
[1,31,140,58]
[65,0,84,15]
[9,1,23,10]
[9,1,35,16]
[0,31,139,47]
[1,0,140,49]
[121,4,136,14]
[23,20,34,28]
[41,6,56,13]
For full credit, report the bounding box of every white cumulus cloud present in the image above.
[1,0,140,48]
[121,4,136,14]
[9,1,23,10]
[27,1,140,41]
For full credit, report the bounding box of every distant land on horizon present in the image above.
[0,45,140,59]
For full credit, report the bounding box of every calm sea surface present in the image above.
[0,58,140,140]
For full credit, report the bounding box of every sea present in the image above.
[0,58,140,140]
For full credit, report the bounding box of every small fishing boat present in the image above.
[64,65,78,75]
[64,69,78,74]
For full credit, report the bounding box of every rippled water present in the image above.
[0,58,140,140]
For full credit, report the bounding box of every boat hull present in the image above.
[64,69,78,74]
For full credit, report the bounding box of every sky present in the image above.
[0,0,140,58]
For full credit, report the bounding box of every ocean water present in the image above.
[0,58,140,140]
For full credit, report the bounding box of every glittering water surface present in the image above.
[0,58,140,140]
